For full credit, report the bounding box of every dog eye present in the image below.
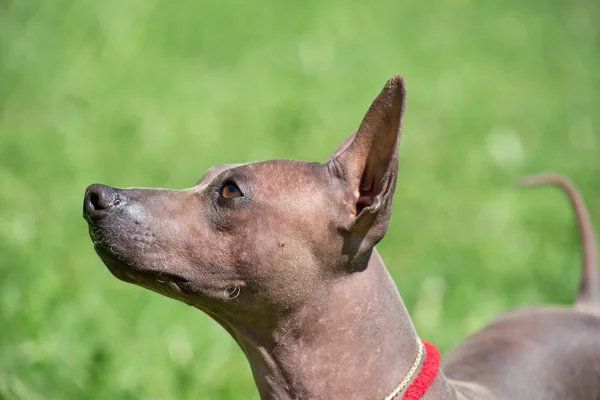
[221,183,243,199]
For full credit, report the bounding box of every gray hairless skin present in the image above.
[83,76,600,399]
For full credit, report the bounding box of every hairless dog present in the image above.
[83,76,600,399]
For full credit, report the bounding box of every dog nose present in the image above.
[84,184,121,221]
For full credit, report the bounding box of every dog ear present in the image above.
[327,75,406,242]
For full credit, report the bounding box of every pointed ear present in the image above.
[327,75,406,235]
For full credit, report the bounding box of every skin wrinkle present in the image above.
[84,76,600,400]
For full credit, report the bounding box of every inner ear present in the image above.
[357,169,390,214]
[328,75,406,226]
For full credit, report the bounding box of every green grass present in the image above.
[1,0,599,398]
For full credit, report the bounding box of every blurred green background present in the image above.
[1,0,599,399]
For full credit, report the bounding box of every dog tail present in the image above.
[517,173,600,307]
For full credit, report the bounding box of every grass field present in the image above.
[1,0,599,399]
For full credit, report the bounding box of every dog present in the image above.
[83,75,600,399]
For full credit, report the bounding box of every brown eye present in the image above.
[221,183,243,199]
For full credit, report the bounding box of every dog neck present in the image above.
[217,249,457,400]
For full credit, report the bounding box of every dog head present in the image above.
[83,76,407,329]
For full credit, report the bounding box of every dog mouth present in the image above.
[87,221,153,274]
[89,227,193,293]
[83,186,197,296]
[94,245,193,292]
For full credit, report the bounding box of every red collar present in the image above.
[400,340,440,400]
